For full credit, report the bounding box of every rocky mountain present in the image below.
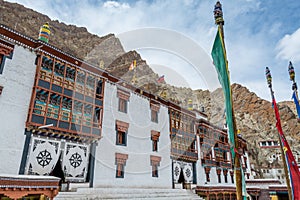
[1,0,299,179]
[0,0,124,68]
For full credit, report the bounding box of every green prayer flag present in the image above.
[211,27,235,159]
[241,163,248,200]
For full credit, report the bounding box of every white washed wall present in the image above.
[0,46,36,174]
[94,82,172,188]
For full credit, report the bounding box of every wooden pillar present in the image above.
[19,130,32,174]
[88,141,97,188]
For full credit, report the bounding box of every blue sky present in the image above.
[6,0,300,101]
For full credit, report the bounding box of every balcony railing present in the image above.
[218,161,232,169]
[201,158,217,167]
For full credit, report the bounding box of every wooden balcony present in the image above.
[171,148,198,162]
[201,158,217,167]
[214,141,230,151]
[218,161,232,169]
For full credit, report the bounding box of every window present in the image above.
[151,110,158,123]
[152,164,158,177]
[117,89,130,113]
[61,97,72,121]
[150,102,160,123]
[93,107,102,127]
[0,43,14,75]
[205,167,211,182]
[96,79,103,98]
[118,98,127,113]
[33,90,48,115]
[224,174,228,183]
[150,155,161,178]
[206,173,210,182]
[152,140,158,151]
[218,173,221,183]
[116,163,124,178]
[217,169,221,183]
[230,171,234,183]
[151,131,160,152]
[115,153,128,178]
[268,141,272,146]
[0,55,4,74]
[116,120,129,146]
[117,130,126,145]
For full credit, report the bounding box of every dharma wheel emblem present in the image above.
[36,149,52,167]
[69,152,82,168]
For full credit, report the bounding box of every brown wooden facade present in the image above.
[169,105,197,162]
[26,53,105,141]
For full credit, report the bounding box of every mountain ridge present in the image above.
[1,0,299,178]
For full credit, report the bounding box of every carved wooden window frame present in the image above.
[115,153,128,178]
[117,89,130,113]
[0,43,14,74]
[150,103,160,123]
[116,120,129,146]
[150,155,161,178]
[151,130,160,152]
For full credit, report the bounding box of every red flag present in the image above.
[157,75,165,83]
[273,98,300,199]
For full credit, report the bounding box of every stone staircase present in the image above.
[54,188,204,200]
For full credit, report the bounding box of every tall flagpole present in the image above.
[265,67,293,200]
[213,2,243,200]
[288,61,300,120]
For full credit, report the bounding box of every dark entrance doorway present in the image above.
[50,156,65,186]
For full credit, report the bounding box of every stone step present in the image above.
[55,193,199,199]
[76,188,194,194]
[56,196,200,200]
[55,188,202,200]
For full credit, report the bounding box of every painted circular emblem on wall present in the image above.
[69,152,82,168]
[36,149,52,167]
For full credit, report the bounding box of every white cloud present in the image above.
[276,28,300,62]
[103,1,130,10]
[5,0,299,101]
[117,28,220,91]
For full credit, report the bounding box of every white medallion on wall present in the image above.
[26,136,61,175]
[183,163,193,183]
[62,142,89,182]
